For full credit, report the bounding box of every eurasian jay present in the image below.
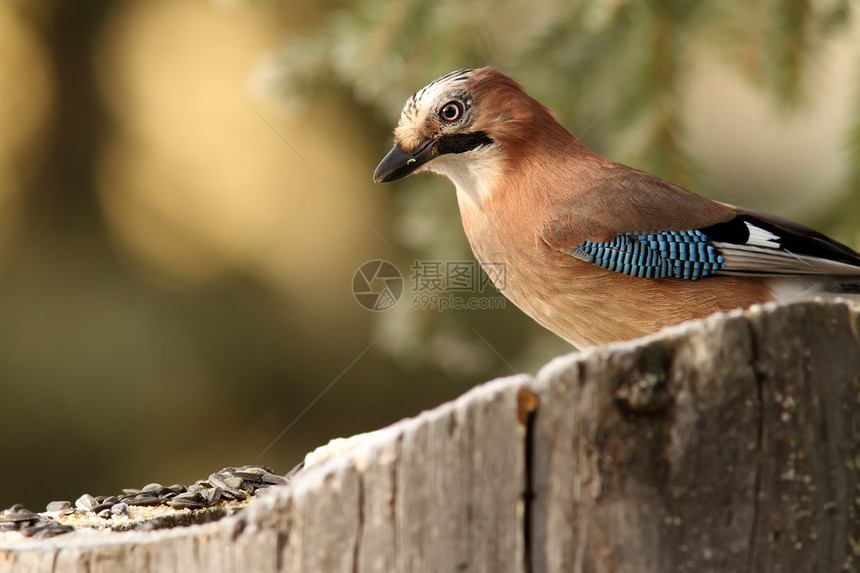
[373,67,860,348]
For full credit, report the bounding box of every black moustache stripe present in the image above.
[435,131,494,155]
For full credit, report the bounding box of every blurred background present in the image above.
[0,0,858,509]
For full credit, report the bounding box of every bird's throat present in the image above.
[430,146,503,209]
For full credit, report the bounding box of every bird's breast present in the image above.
[455,188,568,316]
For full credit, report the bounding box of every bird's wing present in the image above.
[697,206,860,277]
[541,168,860,281]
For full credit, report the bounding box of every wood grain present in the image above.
[1,301,857,573]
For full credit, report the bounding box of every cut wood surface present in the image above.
[1,300,858,573]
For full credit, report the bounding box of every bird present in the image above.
[373,67,860,348]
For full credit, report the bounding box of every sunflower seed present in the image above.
[207,487,222,505]
[167,499,206,510]
[261,474,289,486]
[46,501,72,512]
[1,508,38,523]
[207,473,229,490]
[75,494,97,511]
[111,503,129,516]
[142,483,162,494]
[233,470,264,483]
[33,522,74,538]
[20,523,47,537]
[222,488,241,498]
[90,503,115,514]
[171,492,204,502]
[239,465,270,473]
[126,495,161,507]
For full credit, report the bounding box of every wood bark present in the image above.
[1,301,857,572]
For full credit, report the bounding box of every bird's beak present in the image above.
[373,139,436,183]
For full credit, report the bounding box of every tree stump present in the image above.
[1,300,857,572]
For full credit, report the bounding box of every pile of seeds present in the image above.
[0,506,74,539]
[0,464,297,540]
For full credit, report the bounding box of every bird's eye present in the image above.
[439,101,464,122]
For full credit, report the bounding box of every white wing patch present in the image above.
[744,221,781,248]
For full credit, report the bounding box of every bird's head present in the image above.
[373,67,566,200]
